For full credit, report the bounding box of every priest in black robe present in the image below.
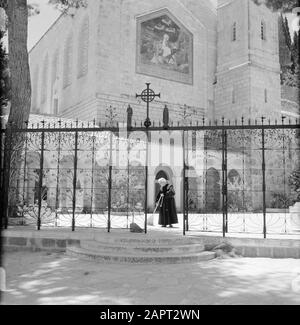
[156,178,178,228]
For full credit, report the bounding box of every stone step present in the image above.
[80,240,205,254]
[92,234,204,246]
[66,246,216,264]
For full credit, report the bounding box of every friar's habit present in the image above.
[156,184,178,226]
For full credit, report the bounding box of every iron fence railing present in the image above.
[0,117,299,237]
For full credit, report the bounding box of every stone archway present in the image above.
[205,168,221,212]
[228,169,243,212]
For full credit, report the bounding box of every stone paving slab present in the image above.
[1,250,300,305]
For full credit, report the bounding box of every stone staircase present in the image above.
[66,234,216,264]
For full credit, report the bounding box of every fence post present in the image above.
[222,122,228,237]
[90,128,96,228]
[144,130,149,234]
[3,125,13,229]
[54,128,62,227]
[281,117,288,233]
[72,130,78,232]
[107,131,112,233]
[37,129,45,231]
[261,118,267,238]
[182,130,186,236]
[185,131,189,232]
[21,130,29,225]
[225,130,228,233]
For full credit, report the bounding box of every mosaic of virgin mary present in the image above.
[137,12,193,83]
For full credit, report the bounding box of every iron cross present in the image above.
[136,83,161,128]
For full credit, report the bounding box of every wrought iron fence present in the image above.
[0,117,299,237]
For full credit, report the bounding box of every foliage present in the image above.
[289,168,300,202]
[253,0,297,12]
[48,0,87,12]
[270,192,293,208]
[278,9,300,88]
[0,29,10,111]
[227,178,253,212]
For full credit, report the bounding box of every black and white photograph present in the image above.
[0,0,299,310]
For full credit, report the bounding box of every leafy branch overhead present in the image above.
[253,0,297,12]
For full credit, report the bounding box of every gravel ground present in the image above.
[1,250,300,305]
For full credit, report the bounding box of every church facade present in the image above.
[27,0,294,214]
[29,0,283,123]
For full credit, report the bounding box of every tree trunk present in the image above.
[7,0,31,127]
[2,0,30,224]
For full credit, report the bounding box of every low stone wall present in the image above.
[2,236,80,252]
[202,236,300,259]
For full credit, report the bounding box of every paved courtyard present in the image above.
[1,250,300,305]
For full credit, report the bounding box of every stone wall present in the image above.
[215,0,281,120]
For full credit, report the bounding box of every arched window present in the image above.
[232,88,236,104]
[261,20,266,40]
[51,50,59,115]
[228,169,241,185]
[41,54,49,104]
[170,138,174,166]
[63,33,73,88]
[77,16,89,78]
[192,131,197,152]
[51,50,59,86]
[232,22,237,41]
[159,138,163,164]
[32,66,39,112]
[264,89,268,103]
